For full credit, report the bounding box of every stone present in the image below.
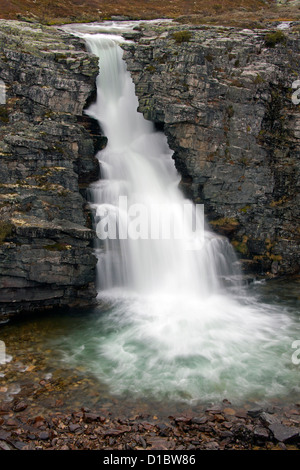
[253,426,270,441]
[83,412,101,423]
[12,400,28,412]
[69,423,81,432]
[260,412,280,427]
[268,423,300,443]
[191,416,208,424]
[247,407,264,418]
[0,440,12,450]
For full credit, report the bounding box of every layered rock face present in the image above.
[122,23,300,276]
[0,21,101,317]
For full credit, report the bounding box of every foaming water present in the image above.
[54,25,300,406]
[85,33,240,296]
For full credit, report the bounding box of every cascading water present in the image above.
[85,33,240,297]
[56,25,300,405]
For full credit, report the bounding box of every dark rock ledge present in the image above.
[0,20,102,319]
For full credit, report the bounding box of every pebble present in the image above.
[69,423,81,432]
[12,400,28,412]
[253,426,269,440]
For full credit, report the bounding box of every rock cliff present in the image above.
[122,22,300,276]
[0,20,101,318]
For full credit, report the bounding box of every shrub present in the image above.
[172,30,192,44]
[264,31,286,48]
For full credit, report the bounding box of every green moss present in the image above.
[43,242,71,251]
[232,240,248,255]
[253,73,265,84]
[265,31,286,48]
[269,254,282,261]
[210,217,239,227]
[232,235,249,255]
[269,196,288,207]
[172,30,192,44]
[239,205,251,213]
[145,65,156,73]
[0,221,13,244]
[0,105,9,123]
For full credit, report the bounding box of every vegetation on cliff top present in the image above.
[0,0,299,27]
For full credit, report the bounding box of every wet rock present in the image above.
[204,440,220,450]
[260,412,280,427]
[83,412,101,423]
[11,440,27,450]
[12,400,28,412]
[253,426,270,441]
[147,436,175,450]
[102,425,131,437]
[206,405,222,414]
[191,416,208,425]
[0,430,11,440]
[137,435,147,449]
[268,423,300,443]
[69,423,81,432]
[247,407,264,418]
[174,416,192,423]
[5,418,19,427]
[0,440,13,450]
[223,408,236,416]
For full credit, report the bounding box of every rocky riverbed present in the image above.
[1,393,300,450]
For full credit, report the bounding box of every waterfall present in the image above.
[55,26,297,405]
[84,33,240,298]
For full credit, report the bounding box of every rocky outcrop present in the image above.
[122,22,300,276]
[0,20,102,318]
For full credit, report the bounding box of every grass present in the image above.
[174,2,300,29]
[0,0,298,26]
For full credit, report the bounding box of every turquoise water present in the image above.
[0,278,299,416]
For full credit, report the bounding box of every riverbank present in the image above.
[1,394,300,450]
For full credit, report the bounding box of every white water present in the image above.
[85,34,240,296]
[58,26,300,405]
